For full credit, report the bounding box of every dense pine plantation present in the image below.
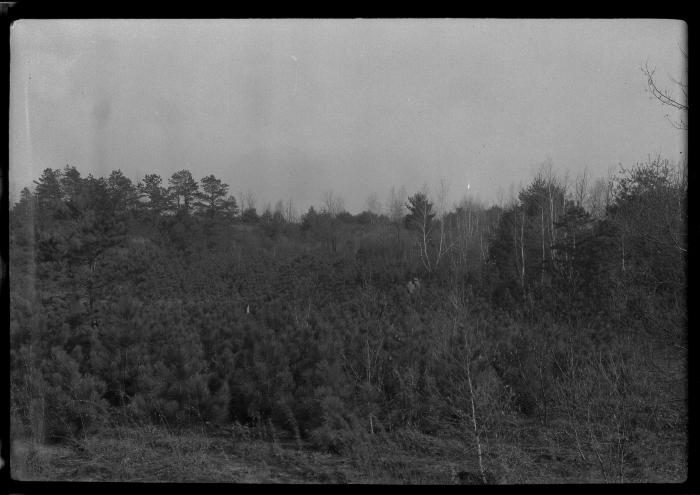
[10,160,687,483]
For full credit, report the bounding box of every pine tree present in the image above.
[196,175,230,217]
[107,170,138,214]
[168,170,199,213]
[34,168,67,221]
[138,174,169,213]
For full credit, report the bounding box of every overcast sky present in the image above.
[10,19,687,213]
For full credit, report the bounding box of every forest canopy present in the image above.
[9,158,687,482]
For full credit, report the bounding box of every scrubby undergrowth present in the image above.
[10,159,687,484]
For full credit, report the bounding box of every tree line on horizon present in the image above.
[9,155,687,482]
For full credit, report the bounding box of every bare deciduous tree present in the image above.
[321,190,345,218]
[366,192,382,223]
[574,167,590,209]
[642,48,688,130]
[285,198,298,223]
[387,185,407,241]
[434,179,454,270]
[406,187,436,272]
[587,173,614,219]
[239,189,257,211]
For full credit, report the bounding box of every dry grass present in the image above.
[13,426,256,482]
[9,422,687,484]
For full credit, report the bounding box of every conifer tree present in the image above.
[168,169,199,213]
[196,175,230,216]
[138,174,169,213]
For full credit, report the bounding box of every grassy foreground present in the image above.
[10,421,687,484]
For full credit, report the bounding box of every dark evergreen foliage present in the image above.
[10,160,686,480]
